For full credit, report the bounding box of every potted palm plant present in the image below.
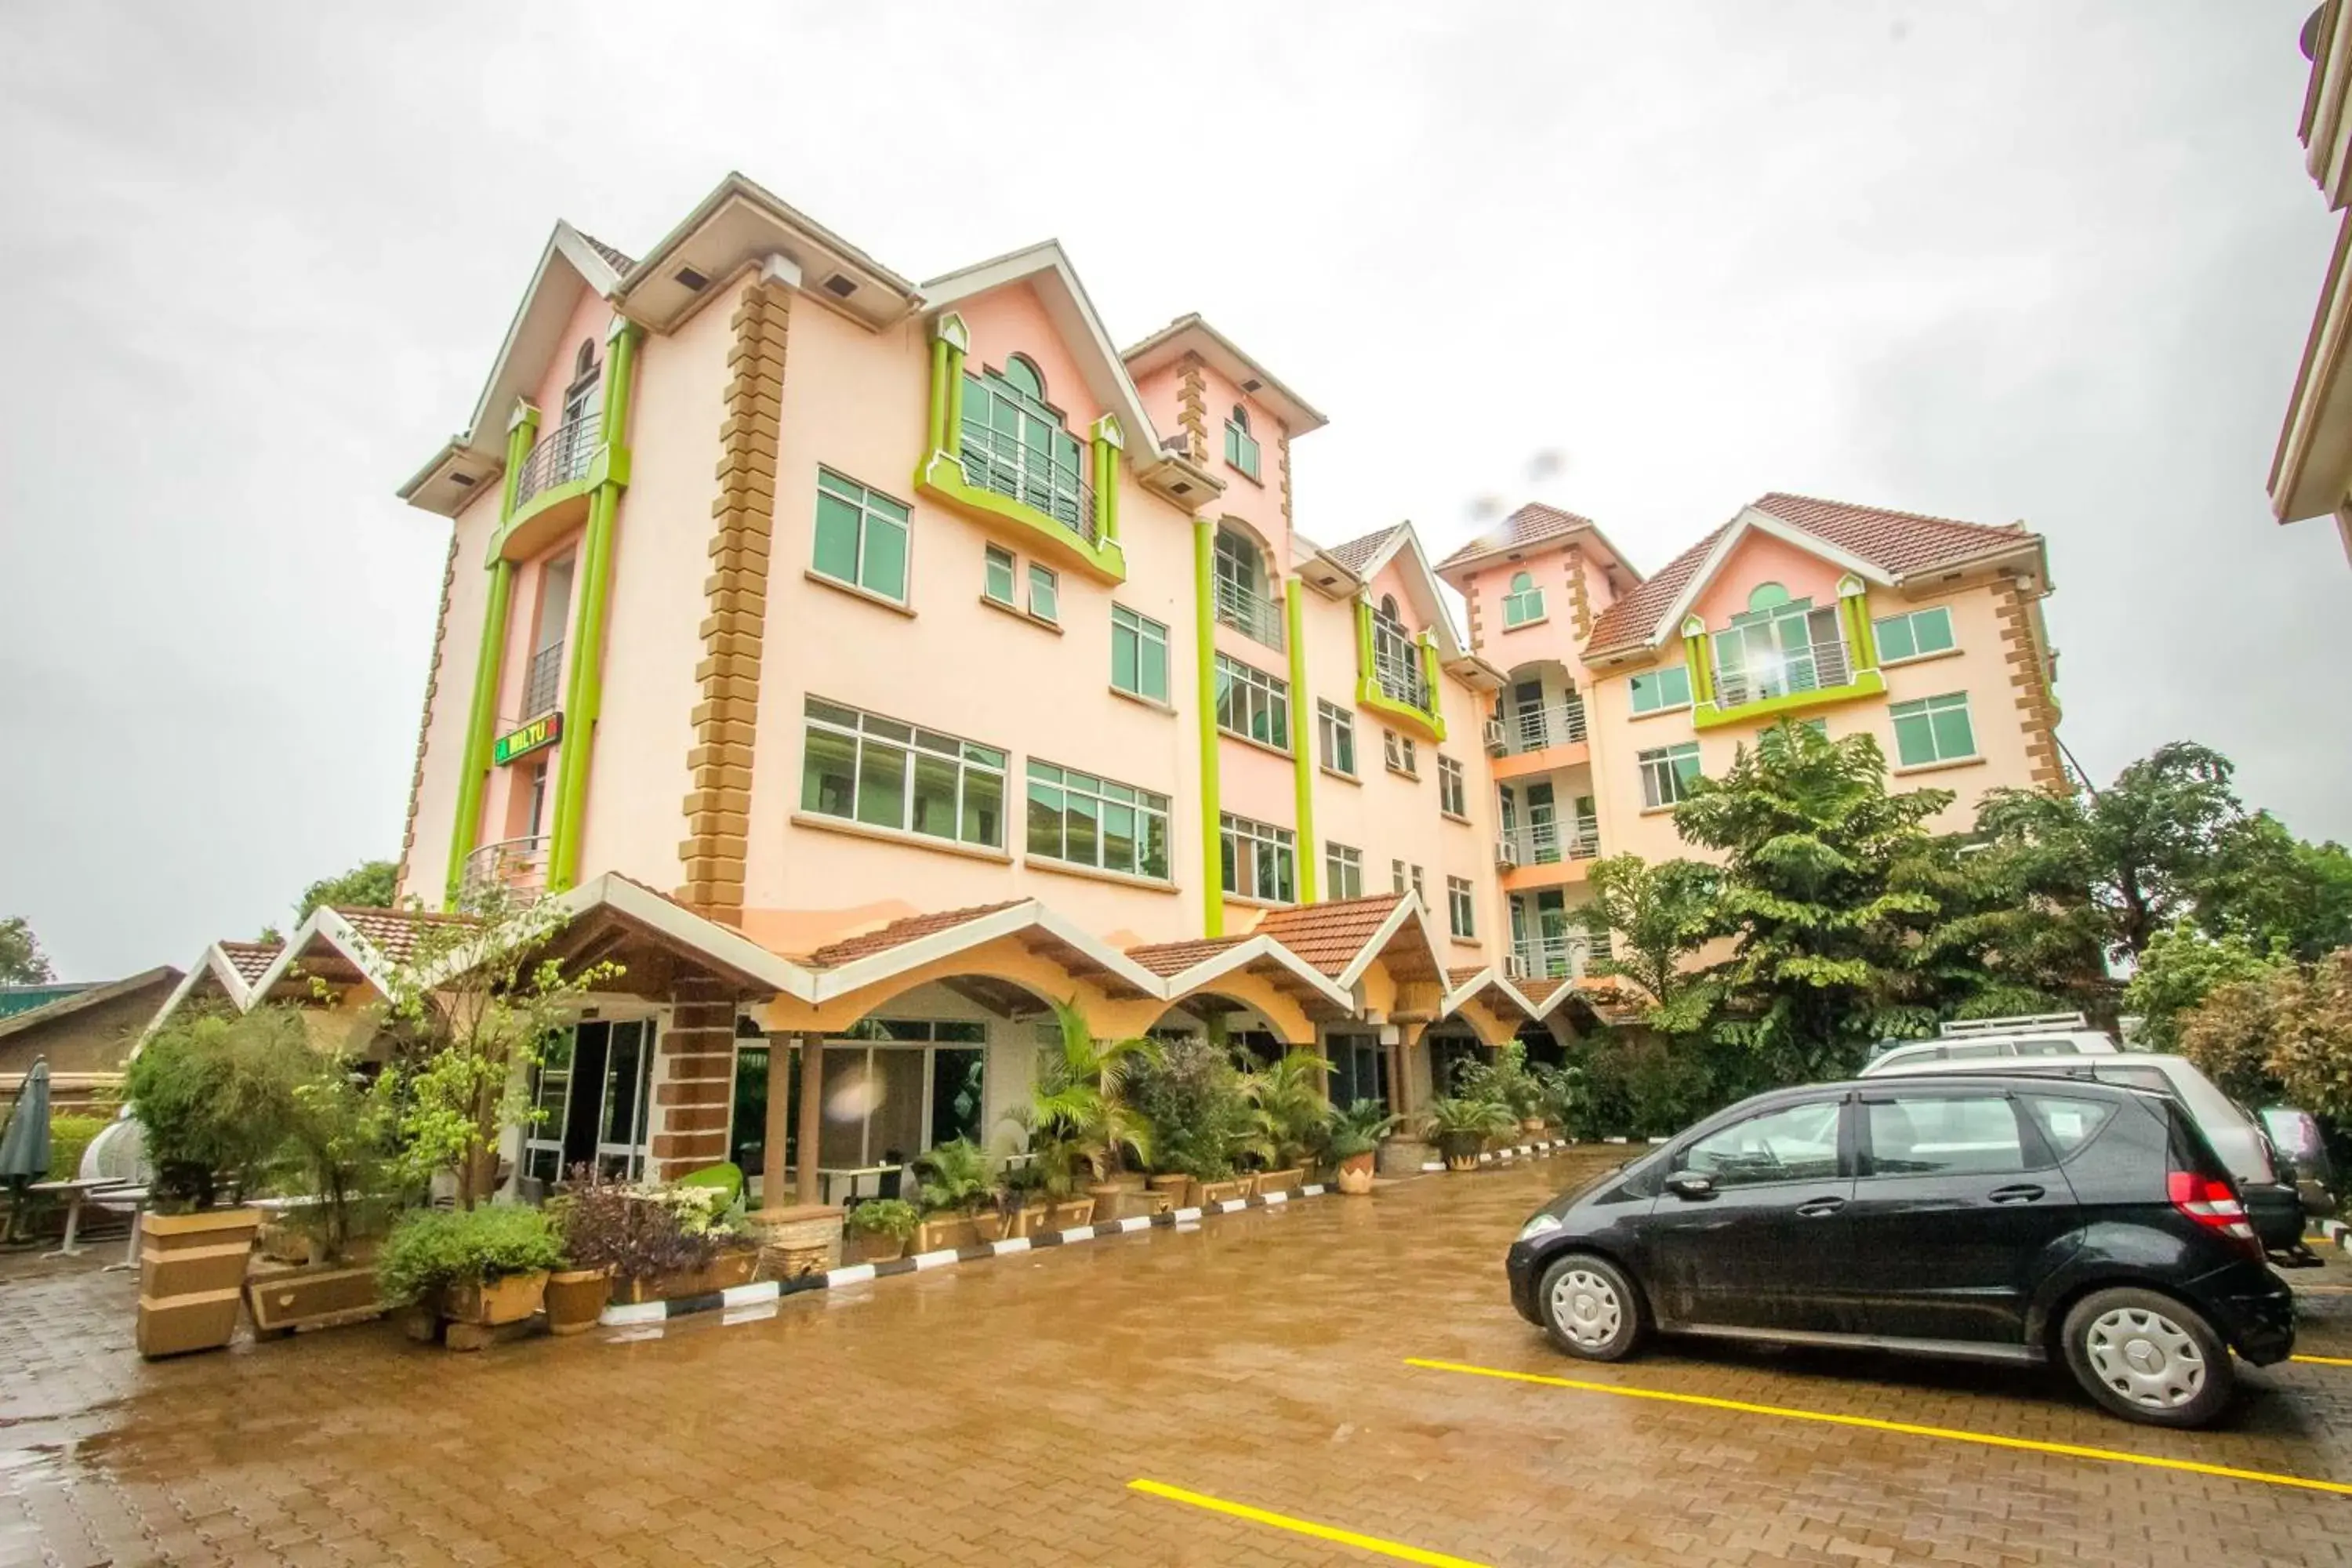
[1326,1100,1399,1196]
[1242,1049,1331,1196]
[913,1137,990,1251]
[1025,997,1160,1220]
[1425,1093,1515,1173]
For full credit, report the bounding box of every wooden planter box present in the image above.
[445,1270,549,1327]
[913,1215,979,1254]
[1196,1178,1249,1207]
[612,1247,757,1305]
[1257,1167,1304,1198]
[1147,1173,1194,1209]
[750,1204,844,1281]
[1040,1198,1098,1231]
[136,1208,261,1359]
[845,1231,908,1265]
[245,1260,386,1338]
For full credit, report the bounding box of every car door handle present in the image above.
[1794,1196,1847,1218]
[1988,1184,2045,1204]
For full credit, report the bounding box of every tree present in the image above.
[1899,830,2110,1022]
[1570,855,1720,1036]
[0,916,54,985]
[1973,742,2243,964]
[267,859,401,942]
[2194,812,2352,961]
[1020,996,1162,1182]
[1671,720,1950,1083]
[372,895,620,1208]
[2179,950,2352,1118]
[2121,921,2285,1054]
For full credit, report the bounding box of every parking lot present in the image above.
[9,1150,2352,1566]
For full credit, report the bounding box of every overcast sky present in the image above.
[0,2,2340,978]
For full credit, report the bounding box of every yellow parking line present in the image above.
[1405,1358,2352,1497]
[1127,1479,1491,1567]
[2292,1353,2352,1367]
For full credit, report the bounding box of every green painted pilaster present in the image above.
[545,321,643,894]
[1418,637,1446,740]
[1194,520,1225,938]
[925,335,951,456]
[1090,415,1123,545]
[1286,583,1317,904]
[1838,581,1879,672]
[1681,617,1715,707]
[442,402,539,906]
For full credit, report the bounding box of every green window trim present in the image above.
[1873,605,1956,664]
[811,468,912,603]
[1025,758,1172,881]
[1890,692,1977,768]
[1352,597,1447,742]
[1501,570,1545,628]
[1111,603,1171,702]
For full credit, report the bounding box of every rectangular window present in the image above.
[1219,812,1295,902]
[1446,876,1475,938]
[1410,864,1426,902]
[1026,760,1171,880]
[1325,841,1363,898]
[1110,604,1171,703]
[1629,665,1693,715]
[811,469,911,603]
[1863,1094,2025,1178]
[1392,858,1407,895]
[983,543,1016,606]
[1437,755,1467,818]
[1638,742,1703,809]
[1027,563,1059,623]
[1383,730,1417,777]
[800,697,1006,848]
[1316,700,1356,776]
[1225,419,1261,481]
[1214,653,1291,750]
[1874,605,1957,665]
[1889,692,1976,767]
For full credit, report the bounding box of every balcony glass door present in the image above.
[1525,782,1559,865]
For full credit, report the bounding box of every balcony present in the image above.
[1695,633,1885,730]
[1492,698,1588,757]
[1510,931,1610,983]
[1214,577,1284,652]
[957,422,1097,546]
[1500,816,1600,869]
[514,410,601,510]
[521,641,564,720]
[1371,643,1432,713]
[461,834,550,909]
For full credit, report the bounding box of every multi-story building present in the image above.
[2271,0,2352,562]
[155,174,2064,1211]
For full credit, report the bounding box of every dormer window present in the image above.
[1502,570,1545,627]
[1224,404,1261,481]
[960,353,1091,535]
[1370,595,1428,710]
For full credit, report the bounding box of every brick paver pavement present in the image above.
[7,1152,2352,1566]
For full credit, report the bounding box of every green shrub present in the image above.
[1132,1038,1253,1181]
[377,1204,563,1305]
[846,1198,920,1242]
[45,1114,108,1182]
[913,1137,989,1215]
[1324,1100,1398,1161]
[124,1007,311,1210]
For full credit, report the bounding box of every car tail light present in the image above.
[2169,1170,2259,1255]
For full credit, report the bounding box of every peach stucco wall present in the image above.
[1687,529,1847,630]
[532,282,610,429]
[397,478,503,904]
[960,282,1105,437]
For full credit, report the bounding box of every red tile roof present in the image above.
[1319,525,1404,578]
[577,232,636,275]
[1253,895,1405,977]
[333,907,479,968]
[1433,503,1596,573]
[216,941,283,985]
[1124,937,1246,978]
[1584,492,2035,654]
[797,902,1024,969]
[1446,965,1492,992]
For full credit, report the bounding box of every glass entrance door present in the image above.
[521,1018,655,1185]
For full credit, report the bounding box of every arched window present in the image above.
[1378,593,1401,623]
[561,339,601,431]
[574,339,596,379]
[958,354,1087,532]
[1224,402,1261,481]
[1746,581,1791,614]
[1502,569,1545,628]
[1212,526,1279,647]
[1369,594,1426,709]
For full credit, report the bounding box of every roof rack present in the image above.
[1937,1011,2089,1038]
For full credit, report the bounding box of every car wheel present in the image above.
[2060,1287,2238,1428]
[1538,1254,1645,1362]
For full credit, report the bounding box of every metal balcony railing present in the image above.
[521,642,564,719]
[462,835,550,907]
[1512,932,1608,982]
[1371,633,1431,712]
[957,419,1096,542]
[1711,639,1852,710]
[513,411,601,508]
[1214,577,1284,651]
[1501,699,1589,754]
[1504,816,1601,867]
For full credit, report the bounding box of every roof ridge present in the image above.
[1753,492,2027,540]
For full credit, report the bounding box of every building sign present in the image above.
[493,711,562,765]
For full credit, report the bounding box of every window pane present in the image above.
[1139,811,1169,880]
[1029,566,1058,622]
[985,548,1015,604]
[1027,781,1065,858]
[910,752,960,838]
[1065,793,1099,866]
[1676,1100,1842,1187]
[1101,802,1137,874]
[1220,833,1239,895]
[856,739,906,828]
[1866,1095,2024,1177]
[1929,701,1975,760]
[1140,632,1168,701]
[1661,666,1690,706]
[962,766,1003,847]
[1875,615,1915,662]
[803,725,856,815]
[864,515,907,600]
[812,492,862,583]
[2023,1094,2117,1157]
[1892,710,1936,767]
[1112,625,1139,691]
[1914,608,1955,655]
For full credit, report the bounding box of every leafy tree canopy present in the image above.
[2122,921,2287,1054]
[0,916,54,985]
[263,859,400,942]
[1571,854,1720,1036]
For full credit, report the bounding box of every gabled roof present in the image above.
[0,966,181,1043]
[1320,524,1406,578]
[795,902,1025,967]
[1305,523,1467,659]
[1123,933,1355,1016]
[612,171,917,336]
[1430,503,1645,589]
[577,233,636,276]
[1121,313,1329,436]
[1584,492,2043,656]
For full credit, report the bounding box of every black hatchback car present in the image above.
[1505,1075,2294,1427]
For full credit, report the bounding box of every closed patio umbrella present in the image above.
[1,1058,53,1243]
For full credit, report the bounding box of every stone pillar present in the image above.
[795,1030,825,1206]
[649,978,734,1181]
[760,1036,789,1210]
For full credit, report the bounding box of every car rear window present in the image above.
[1864,1094,2027,1176]
[2021,1094,2116,1158]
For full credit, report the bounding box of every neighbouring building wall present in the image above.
[397,479,506,906]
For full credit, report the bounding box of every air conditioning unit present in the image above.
[1503,953,1530,981]
[1483,717,1508,754]
[1494,837,1520,869]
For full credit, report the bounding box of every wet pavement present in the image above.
[8,1150,2352,1566]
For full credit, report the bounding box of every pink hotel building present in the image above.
[169,175,2065,1203]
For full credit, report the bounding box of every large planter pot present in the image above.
[1196,1178,1248,1207]
[613,1247,758,1305]
[245,1258,386,1338]
[1257,1167,1304,1198]
[1043,1198,1098,1231]
[445,1269,550,1328]
[136,1208,262,1359]
[1521,1118,1548,1137]
[1438,1133,1483,1173]
[913,1215,978,1254]
[1376,1137,1432,1178]
[1335,1153,1376,1196]
[846,1231,908,1265]
[544,1269,613,1336]
[1147,1173,1193,1208]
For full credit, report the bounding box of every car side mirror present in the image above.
[1665,1171,1715,1201]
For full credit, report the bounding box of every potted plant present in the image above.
[124,1007,310,1358]
[245,1047,398,1338]
[544,1168,630,1334]
[1425,1093,1515,1173]
[845,1197,919,1263]
[1242,1049,1331,1196]
[1134,1037,1255,1208]
[377,1203,563,1350]
[913,1137,989,1250]
[608,1181,758,1303]
[1023,997,1160,1219]
[1327,1100,1399,1196]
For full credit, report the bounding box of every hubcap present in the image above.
[1548,1269,1622,1349]
[2084,1306,2206,1409]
